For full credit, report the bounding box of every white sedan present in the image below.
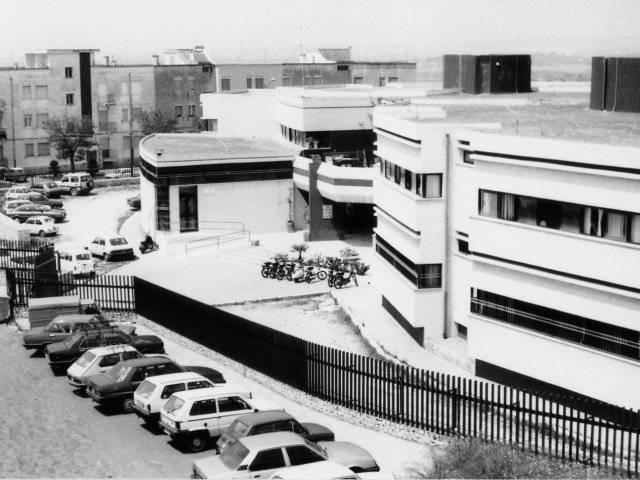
[23,215,58,237]
[86,235,135,261]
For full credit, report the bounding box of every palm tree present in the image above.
[290,243,310,262]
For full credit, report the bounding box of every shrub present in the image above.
[290,242,310,262]
[49,160,61,179]
[405,438,620,479]
[339,246,359,260]
[273,252,290,263]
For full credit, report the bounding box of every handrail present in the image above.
[168,220,247,232]
[185,228,252,255]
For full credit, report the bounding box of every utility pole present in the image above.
[9,77,16,167]
[128,73,134,175]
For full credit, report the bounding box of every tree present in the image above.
[139,110,179,136]
[44,115,95,173]
[290,243,309,262]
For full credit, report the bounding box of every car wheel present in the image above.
[104,253,111,262]
[87,180,94,188]
[187,433,208,453]
[38,230,46,238]
[70,187,79,196]
[122,396,135,413]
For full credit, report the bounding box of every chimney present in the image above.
[104,55,110,66]
[152,54,159,66]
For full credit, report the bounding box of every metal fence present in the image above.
[134,277,640,478]
[0,240,54,269]
[7,268,135,310]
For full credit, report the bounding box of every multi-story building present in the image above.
[372,93,640,410]
[0,48,215,168]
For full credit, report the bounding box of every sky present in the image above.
[1,0,640,65]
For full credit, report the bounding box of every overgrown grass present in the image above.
[404,438,625,479]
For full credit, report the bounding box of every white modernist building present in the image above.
[373,98,640,410]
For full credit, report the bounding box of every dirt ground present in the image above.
[220,294,381,359]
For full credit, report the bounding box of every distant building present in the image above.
[590,57,640,112]
[443,54,531,94]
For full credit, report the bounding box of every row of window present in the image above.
[375,234,442,289]
[470,288,640,362]
[379,159,443,199]
[23,114,49,129]
[22,86,74,106]
[479,190,640,245]
[25,142,50,157]
[280,125,324,148]
[175,104,197,118]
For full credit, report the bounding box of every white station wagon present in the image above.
[132,372,217,426]
[59,248,95,277]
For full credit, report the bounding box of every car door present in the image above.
[247,447,287,478]
[47,322,70,342]
[95,353,121,375]
[88,237,102,256]
[186,399,220,437]
[283,444,325,468]
[216,396,254,433]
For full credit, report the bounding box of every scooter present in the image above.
[334,270,358,289]
[305,265,327,283]
[261,261,275,278]
[140,235,157,254]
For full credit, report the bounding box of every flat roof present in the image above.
[141,134,294,163]
[379,88,640,148]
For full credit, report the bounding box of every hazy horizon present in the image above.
[1,0,639,66]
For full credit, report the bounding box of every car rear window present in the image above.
[75,351,96,368]
[75,253,91,260]
[163,396,185,414]
[136,379,156,399]
[228,420,250,437]
[106,364,130,382]
[109,237,128,246]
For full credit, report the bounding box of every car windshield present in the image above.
[75,253,91,261]
[303,438,325,457]
[227,420,250,438]
[136,379,155,399]
[46,183,57,188]
[75,351,96,368]
[105,364,130,382]
[163,396,185,414]
[109,238,128,246]
[63,331,83,347]
[220,442,250,470]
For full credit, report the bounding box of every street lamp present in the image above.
[266,78,276,89]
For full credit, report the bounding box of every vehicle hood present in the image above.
[46,341,72,354]
[192,455,235,479]
[132,335,164,351]
[67,362,87,378]
[301,423,335,441]
[23,327,46,341]
[183,365,226,384]
[319,441,378,470]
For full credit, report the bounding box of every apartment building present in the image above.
[0,48,215,168]
[372,94,640,409]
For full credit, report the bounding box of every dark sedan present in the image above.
[31,182,65,199]
[16,192,64,209]
[85,357,226,413]
[9,204,66,223]
[127,193,141,210]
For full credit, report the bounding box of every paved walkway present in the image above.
[117,215,476,379]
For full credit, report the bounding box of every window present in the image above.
[388,76,399,83]
[249,449,286,471]
[156,186,170,232]
[37,143,49,156]
[379,77,386,87]
[66,93,74,105]
[122,108,129,122]
[416,173,442,198]
[161,383,186,399]
[221,77,231,91]
[217,396,250,413]
[255,77,264,89]
[479,191,498,217]
[22,86,31,100]
[190,399,217,416]
[353,76,363,84]
[25,143,34,157]
[36,113,49,129]
[174,105,183,118]
[285,445,325,466]
[187,380,212,390]
[206,119,218,132]
[463,151,474,164]
[24,114,33,128]
[99,137,110,159]
[417,264,442,288]
[173,78,182,99]
[132,108,142,122]
[375,234,442,289]
[282,76,291,86]
[605,211,627,241]
[179,185,198,232]
[188,104,196,117]
[246,77,253,89]
[404,170,412,191]
[36,85,48,100]
[99,354,120,368]
[65,67,73,78]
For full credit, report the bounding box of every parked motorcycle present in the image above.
[140,235,158,254]
[261,261,275,278]
[276,262,294,281]
[327,267,342,288]
[334,270,358,289]
[305,265,327,283]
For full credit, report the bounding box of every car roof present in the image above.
[51,314,102,323]
[171,385,250,401]
[143,372,209,386]
[60,248,91,255]
[27,215,54,221]
[271,461,354,479]
[116,356,174,368]
[234,410,294,427]
[239,431,306,450]
[84,344,139,356]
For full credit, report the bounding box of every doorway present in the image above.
[179,186,198,232]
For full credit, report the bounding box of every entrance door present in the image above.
[179,186,198,232]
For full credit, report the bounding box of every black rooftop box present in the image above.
[590,57,640,112]
[443,54,531,94]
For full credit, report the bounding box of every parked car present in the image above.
[16,192,63,209]
[159,386,255,452]
[66,344,147,389]
[269,460,367,479]
[5,167,27,183]
[23,215,58,237]
[22,314,108,350]
[127,193,141,210]
[86,235,134,261]
[191,432,380,479]
[217,411,335,455]
[30,182,65,199]
[8,203,66,223]
[56,172,94,196]
[59,248,95,277]
[105,168,137,179]
[44,326,165,371]
[132,372,217,425]
[5,186,35,200]
[85,357,226,413]
[2,199,31,215]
